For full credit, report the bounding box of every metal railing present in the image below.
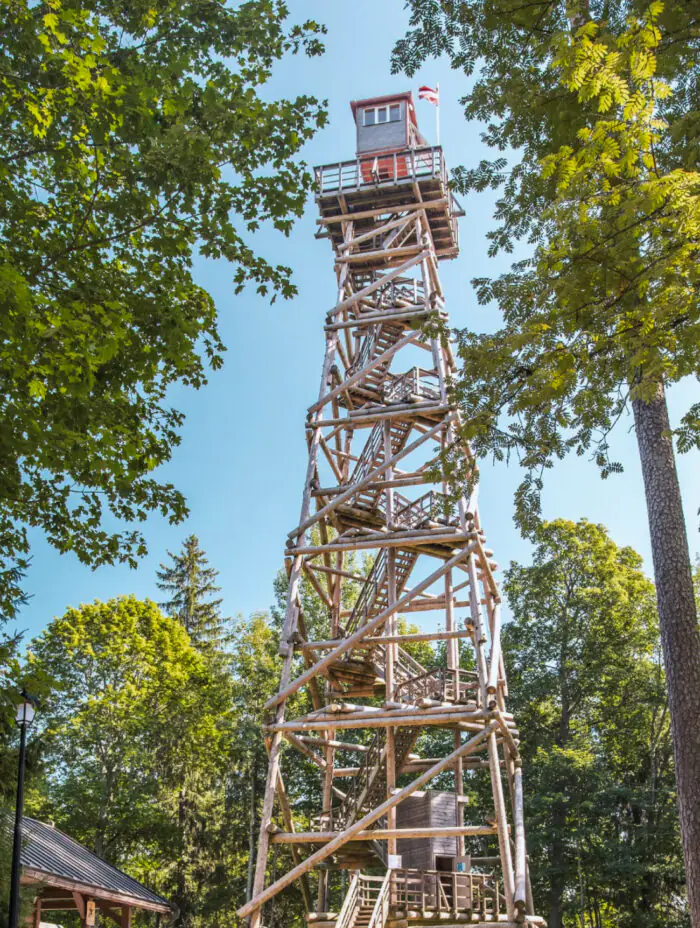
[315,147,446,195]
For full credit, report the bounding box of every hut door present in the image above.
[434,856,455,910]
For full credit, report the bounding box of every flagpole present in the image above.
[436,82,440,145]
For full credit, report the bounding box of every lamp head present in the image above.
[15,689,39,727]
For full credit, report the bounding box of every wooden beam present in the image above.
[290,529,470,556]
[297,628,473,650]
[316,198,448,225]
[16,871,171,915]
[325,308,433,331]
[335,244,421,264]
[271,825,499,844]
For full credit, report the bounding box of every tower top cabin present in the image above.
[350,91,428,157]
[314,91,463,261]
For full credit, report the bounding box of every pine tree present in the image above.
[157,535,228,652]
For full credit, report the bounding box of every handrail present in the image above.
[338,729,385,826]
[394,666,479,705]
[336,871,360,928]
[393,490,457,531]
[366,870,391,928]
[315,146,445,196]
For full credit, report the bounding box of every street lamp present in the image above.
[8,690,38,928]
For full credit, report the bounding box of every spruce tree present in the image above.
[157,535,228,652]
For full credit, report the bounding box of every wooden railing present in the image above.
[384,368,441,405]
[367,871,391,928]
[336,871,360,928]
[315,147,446,195]
[394,667,479,706]
[351,274,424,312]
[358,873,386,907]
[393,490,457,531]
[392,869,501,920]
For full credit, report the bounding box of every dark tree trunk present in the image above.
[633,381,700,928]
[548,842,566,928]
[548,636,571,928]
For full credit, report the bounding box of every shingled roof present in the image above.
[17,816,172,913]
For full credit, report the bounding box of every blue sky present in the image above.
[16,0,699,642]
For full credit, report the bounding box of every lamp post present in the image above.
[8,691,37,928]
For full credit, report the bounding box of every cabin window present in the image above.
[363,103,402,126]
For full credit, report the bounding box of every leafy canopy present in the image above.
[0,0,326,611]
[503,519,685,926]
[393,1,699,530]
[26,596,232,863]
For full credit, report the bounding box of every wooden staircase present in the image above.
[341,322,408,406]
[330,547,419,698]
[338,724,421,829]
[352,906,375,928]
[349,419,413,512]
[344,548,417,636]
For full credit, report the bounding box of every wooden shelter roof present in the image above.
[15,817,172,914]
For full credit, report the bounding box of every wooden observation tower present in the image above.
[239,92,543,928]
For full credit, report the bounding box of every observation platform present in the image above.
[315,146,464,262]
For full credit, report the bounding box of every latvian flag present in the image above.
[418,85,439,106]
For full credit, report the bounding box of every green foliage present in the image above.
[0,0,327,612]
[157,534,230,653]
[393,1,698,532]
[503,520,686,927]
[25,597,228,861]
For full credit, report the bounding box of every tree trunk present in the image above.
[632,381,700,927]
